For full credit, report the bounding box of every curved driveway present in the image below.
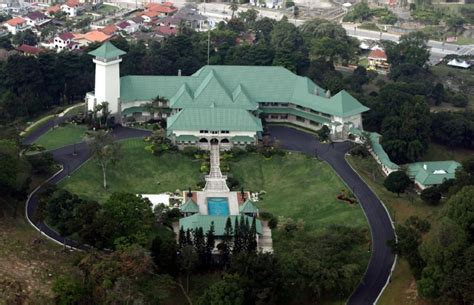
[24,126,151,249]
[24,123,395,304]
[268,125,396,305]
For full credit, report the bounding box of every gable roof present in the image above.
[368,49,387,60]
[146,2,178,13]
[117,21,130,29]
[180,198,199,213]
[239,199,259,214]
[407,161,461,186]
[80,30,111,43]
[167,108,263,132]
[17,44,42,55]
[328,90,370,118]
[100,24,118,35]
[179,214,263,235]
[6,17,26,26]
[64,0,79,8]
[58,32,74,40]
[88,41,126,59]
[25,11,46,20]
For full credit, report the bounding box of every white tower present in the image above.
[87,41,126,123]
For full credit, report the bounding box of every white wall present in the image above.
[93,57,121,114]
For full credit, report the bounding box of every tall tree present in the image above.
[383,171,412,197]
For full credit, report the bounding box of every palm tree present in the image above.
[229,1,238,19]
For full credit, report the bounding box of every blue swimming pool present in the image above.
[207,197,230,216]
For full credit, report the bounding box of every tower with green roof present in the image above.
[87,41,127,123]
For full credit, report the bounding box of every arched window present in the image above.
[210,138,219,144]
[199,138,208,143]
[220,138,229,143]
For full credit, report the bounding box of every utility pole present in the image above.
[207,29,210,65]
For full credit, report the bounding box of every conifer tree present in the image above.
[179,226,186,249]
[194,227,206,266]
[221,217,233,266]
[248,217,258,253]
[233,217,243,254]
[186,228,193,247]
[205,222,216,267]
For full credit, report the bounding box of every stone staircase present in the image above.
[204,144,230,192]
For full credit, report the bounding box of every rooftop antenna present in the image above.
[207,29,210,65]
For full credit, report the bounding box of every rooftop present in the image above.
[25,11,46,20]
[88,41,126,59]
[408,161,461,186]
[368,49,387,60]
[6,17,26,26]
[119,65,369,117]
[77,30,111,43]
[17,44,42,55]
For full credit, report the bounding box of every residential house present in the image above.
[368,48,389,70]
[158,5,207,31]
[130,16,144,26]
[155,25,177,37]
[24,11,50,27]
[141,11,159,23]
[407,161,461,190]
[100,24,118,36]
[54,32,75,51]
[73,30,110,46]
[17,44,43,56]
[146,2,178,17]
[61,0,80,17]
[116,20,139,34]
[3,16,30,34]
[46,4,61,17]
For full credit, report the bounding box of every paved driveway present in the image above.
[24,126,152,250]
[268,125,396,305]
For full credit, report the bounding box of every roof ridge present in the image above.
[194,69,231,99]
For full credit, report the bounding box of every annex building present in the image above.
[86,42,370,149]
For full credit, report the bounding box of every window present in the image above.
[296,116,305,122]
[310,121,320,126]
[296,105,305,110]
[280,114,288,119]
[280,103,289,107]
[211,131,218,134]
[270,115,279,119]
[220,130,229,134]
[200,130,209,134]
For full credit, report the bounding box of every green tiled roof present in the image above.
[167,108,263,132]
[179,214,263,235]
[122,106,146,116]
[260,107,331,125]
[180,198,199,213]
[407,161,461,186]
[369,132,400,170]
[119,66,369,117]
[88,41,126,60]
[239,199,259,214]
[231,136,254,143]
[176,135,199,142]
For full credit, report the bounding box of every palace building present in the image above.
[86,42,370,150]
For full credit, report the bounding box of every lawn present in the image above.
[230,152,369,244]
[60,139,203,203]
[346,154,440,305]
[34,124,88,151]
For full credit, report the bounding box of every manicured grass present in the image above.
[60,139,202,203]
[346,155,440,305]
[423,142,473,163]
[34,124,88,151]
[96,4,119,14]
[230,153,369,241]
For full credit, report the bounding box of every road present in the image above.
[24,126,151,250]
[24,124,396,304]
[267,125,396,305]
[196,2,474,63]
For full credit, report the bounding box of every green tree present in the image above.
[420,187,441,205]
[383,171,412,197]
[205,222,216,267]
[52,274,88,305]
[446,185,474,238]
[229,1,238,19]
[197,274,245,305]
[179,245,198,293]
[85,130,122,189]
[98,193,154,248]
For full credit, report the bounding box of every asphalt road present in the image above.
[24,123,395,304]
[24,126,152,250]
[267,125,396,305]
